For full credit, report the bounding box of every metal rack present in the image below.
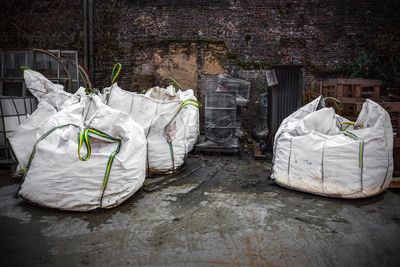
[195,75,247,155]
[0,49,89,165]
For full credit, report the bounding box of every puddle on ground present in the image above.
[0,184,32,224]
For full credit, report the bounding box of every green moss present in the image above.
[225,52,238,60]
[135,37,225,47]
[304,59,352,78]
[280,37,306,48]
[245,34,252,46]
[277,8,287,17]
[234,60,277,70]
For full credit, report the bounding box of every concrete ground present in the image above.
[0,152,399,267]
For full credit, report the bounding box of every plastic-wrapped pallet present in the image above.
[8,70,79,175]
[272,96,393,198]
[103,83,200,175]
[18,95,147,211]
[216,74,250,106]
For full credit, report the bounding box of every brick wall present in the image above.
[1,0,399,130]
[2,0,398,88]
[0,0,84,57]
[91,0,399,91]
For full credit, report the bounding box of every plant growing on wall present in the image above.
[1,0,82,49]
[350,24,400,88]
[94,0,126,87]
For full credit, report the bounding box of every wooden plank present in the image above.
[336,96,367,104]
[397,117,400,134]
[394,138,400,148]
[322,78,382,87]
[336,85,344,97]
[389,177,400,189]
[380,102,400,112]
[311,92,320,98]
[343,103,358,117]
[319,81,323,95]
[253,143,267,160]
[360,79,382,87]
[356,102,364,112]
[321,86,336,97]
[323,87,329,96]
[343,84,349,97]
[322,79,339,87]
[354,85,362,98]
[337,78,364,85]
[373,86,381,98]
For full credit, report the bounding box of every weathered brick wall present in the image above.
[91,0,399,90]
[0,0,84,57]
[1,0,399,130]
[2,0,398,88]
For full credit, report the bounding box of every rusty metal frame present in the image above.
[0,48,92,165]
[32,48,73,91]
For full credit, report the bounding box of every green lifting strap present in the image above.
[338,121,356,131]
[163,99,201,172]
[23,124,121,191]
[24,124,78,174]
[78,128,121,190]
[17,124,78,197]
[324,96,344,111]
[111,63,122,85]
[78,128,91,161]
[168,142,175,173]
[342,130,364,169]
[20,122,122,209]
[168,77,182,91]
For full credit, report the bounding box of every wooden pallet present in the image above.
[320,78,382,117]
[253,142,267,160]
[389,177,400,189]
[313,79,400,176]
[321,78,381,98]
[194,136,241,156]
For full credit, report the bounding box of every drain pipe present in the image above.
[83,0,94,85]
[83,0,88,74]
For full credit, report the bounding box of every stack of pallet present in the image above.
[318,78,400,184]
[320,78,382,119]
[380,101,400,181]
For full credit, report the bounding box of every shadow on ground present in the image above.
[0,152,399,267]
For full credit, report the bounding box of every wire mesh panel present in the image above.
[0,50,81,95]
[50,50,81,92]
[204,76,237,145]
[217,74,250,107]
[0,97,37,163]
[254,92,268,138]
[205,94,237,144]
[0,49,81,165]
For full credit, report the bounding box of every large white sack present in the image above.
[23,69,73,109]
[272,96,393,198]
[8,70,79,175]
[19,96,147,211]
[104,84,200,175]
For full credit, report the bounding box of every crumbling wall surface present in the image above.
[92,0,400,91]
[1,0,399,91]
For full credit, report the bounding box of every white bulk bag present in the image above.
[19,96,147,211]
[104,84,200,175]
[272,96,393,198]
[8,70,80,175]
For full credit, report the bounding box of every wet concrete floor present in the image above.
[0,153,399,266]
